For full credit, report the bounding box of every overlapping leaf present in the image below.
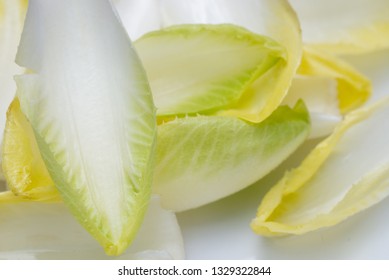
[134,24,285,117]
[252,98,389,235]
[154,102,310,211]
[14,0,157,255]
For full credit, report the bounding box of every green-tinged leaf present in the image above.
[0,195,184,260]
[135,24,285,116]
[251,97,389,235]
[117,0,302,123]
[153,101,310,211]
[289,0,389,54]
[15,0,156,255]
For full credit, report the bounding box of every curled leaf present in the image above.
[135,24,285,117]
[251,97,389,235]
[118,0,302,123]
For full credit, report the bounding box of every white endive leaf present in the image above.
[0,195,184,260]
[252,97,389,235]
[0,0,26,161]
[289,0,389,54]
[135,24,285,116]
[15,0,156,255]
[154,102,310,211]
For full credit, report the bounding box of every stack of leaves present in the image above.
[0,0,388,259]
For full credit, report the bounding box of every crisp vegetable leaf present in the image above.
[251,97,389,235]
[135,24,285,116]
[0,0,26,162]
[115,0,302,123]
[15,0,156,255]
[289,0,389,54]
[0,195,184,259]
[283,46,371,138]
[154,101,310,211]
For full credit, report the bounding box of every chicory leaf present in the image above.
[117,0,302,123]
[134,24,285,116]
[154,101,310,211]
[15,0,157,255]
[251,97,389,235]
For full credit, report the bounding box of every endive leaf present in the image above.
[251,97,389,235]
[0,194,184,260]
[15,0,156,255]
[0,0,26,163]
[135,24,285,116]
[289,0,389,54]
[283,46,371,138]
[127,0,302,123]
[154,101,310,211]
